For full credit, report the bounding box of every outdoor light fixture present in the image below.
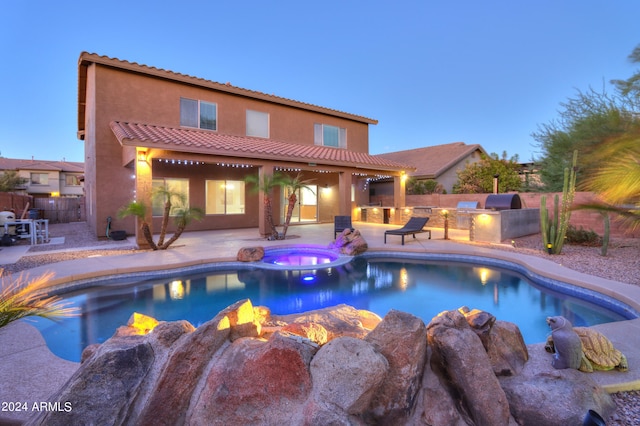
[137,150,147,162]
[547,243,553,254]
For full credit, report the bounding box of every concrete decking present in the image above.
[1,222,639,423]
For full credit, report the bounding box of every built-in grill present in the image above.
[484,194,522,210]
[456,201,481,227]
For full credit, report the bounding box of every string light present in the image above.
[157,158,206,165]
[217,162,254,168]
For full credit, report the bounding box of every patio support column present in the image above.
[135,148,153,249]
[393,173,406,223]
[338,172,352,216]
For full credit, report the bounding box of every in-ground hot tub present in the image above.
[260,245,352,270]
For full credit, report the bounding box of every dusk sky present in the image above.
[1,1,639,163]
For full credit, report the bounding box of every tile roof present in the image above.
[110,121,413,173]
[374,142,487,178]
[78,52,377,136]
[0,157,84,173]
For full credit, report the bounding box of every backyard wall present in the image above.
[0,194,85,223]
[0,193,33,217]
[370,192,637,238]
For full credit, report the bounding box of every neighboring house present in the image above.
[0,157,84,198]
[371,142,487,194]
[77,52,412,243]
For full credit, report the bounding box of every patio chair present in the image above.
[334,215,353,238]
[384,217,431,245]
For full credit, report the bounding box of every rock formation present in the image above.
[329,228,368,255]
[237,246,265,262]
[27,301,616,426]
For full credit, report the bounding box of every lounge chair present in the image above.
[384,217,431,245]
[334,215,353,238]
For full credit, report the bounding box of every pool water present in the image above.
[29,257,631,362]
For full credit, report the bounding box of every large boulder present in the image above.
[486,320,529,376]
[459,306,528,376]
[499,342,615,426]
[187,331,317,425]
[427,309,513,426]
[410,347,469,426]
[29,335,155,426]
[307,337,388,418]
[272,304,379,340]
[364,309,428,424]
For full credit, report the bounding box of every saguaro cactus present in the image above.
[540,150,577,255]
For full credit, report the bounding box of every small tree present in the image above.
[453,152,521,194]
[245,171,314,240]
[281,173,315,239]
[245,172,282,239]
[407,178,442,195]
[0,170,27,192]
[118,187,204,250]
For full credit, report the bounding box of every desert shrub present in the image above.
[565,225,602,246]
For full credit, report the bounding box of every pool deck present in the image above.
[1,222,640,423]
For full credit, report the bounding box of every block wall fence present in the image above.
[370,192,637,238]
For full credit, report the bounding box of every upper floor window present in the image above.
[246,110,269,138]
[314,124,346,148]
[180,98,217,130]
[30,173,49,185]
[65,175,81,186]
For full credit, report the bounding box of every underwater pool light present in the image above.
[302,274,317,284]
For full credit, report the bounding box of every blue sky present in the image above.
[1,1,638,163]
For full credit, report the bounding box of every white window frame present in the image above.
[246,110,269,138]
[180,97,217,130]
[314,124,347,148]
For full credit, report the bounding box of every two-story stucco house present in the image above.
[0,157,84,198]
[77,52,411,244]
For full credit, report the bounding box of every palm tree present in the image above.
[1,272,78,329]
[118,188,203,250]
[281,173,315,239]
[245,172,283,240]
[153,186,188,247]
[578,134,640,229]
[156,205,204,249]
[118,201,157,250]
[574,134,640,255]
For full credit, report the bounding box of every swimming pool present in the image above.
[29,252,638,362]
